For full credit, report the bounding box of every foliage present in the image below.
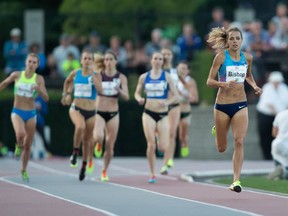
[191,49,215,105]
[59,0,208,41]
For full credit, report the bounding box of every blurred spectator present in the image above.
[246,20,270,58]
[29,42,46,74]
[267,21,281,49]
[256,71,288,160]
[83,31,106,54]
[176,23,202,61]
[270,17,288,50]
[42,54,57,78]
[208,7,225,31]
[122,39,137,74]
[160,38,180,65]
[271,2,287,34]
[267,108,288,180]
[144,28,163,58]
[134,42,149,74]
[52,33,80,78]
[3,28,27,75]
[245,20,270,83]
[107,35,126,71]
[62,52,81,77]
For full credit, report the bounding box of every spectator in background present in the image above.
[267,21,281,49]
[3,28,27,75]
[42,54,57,78]
[267,108,288,180]
[176,23,202,61]
[256,71,288,160]
[62,52,81,77]
[246,20,270,58]
[245,20,270,85]
[271,2,287,34]
[208,7,225,31]
[270,17,288,50]
[83,31,106,54]
[144,28,163,58]
[52,33,80,78]
[107,35,126,71]
[29,42,46,75]
[122,39,137,75]
[134,42,149,75]
[160,38,180,65]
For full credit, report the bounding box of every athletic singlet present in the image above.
[144,70,169,99]
[98,71,121,98]
[73,70,97,100]
[218,50,248,83]
[177,76,191,102]
[14,71,37,98]
[166,68,179,86]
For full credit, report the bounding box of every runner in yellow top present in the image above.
[0,53,49,182]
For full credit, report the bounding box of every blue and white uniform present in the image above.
[143,70,169,122]
[71,70,97,120]
[73,69,97,100]
[215,50,248,118]
[144,70,169,99]
[218,50,248,83]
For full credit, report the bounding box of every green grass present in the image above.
[214,176,288,195]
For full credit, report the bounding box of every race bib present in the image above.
[102,79,120,96]
[16,83,34,97]
[74,84,92,97]
[226,65,247,83]
[145,81,167,97]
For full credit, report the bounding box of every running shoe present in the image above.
[14,144,21,160]
[229,180,242,193]
[101,170,109,182]
[160,165,168,175]
[148,176,156,183]
[211,125,216,137]
[167,159,174,168]
[86,160,94,174]
[94,143,103,158]
[70,154,78,168]
[181,146,189,158]
[79,167,86,181]
[22,170,29,182]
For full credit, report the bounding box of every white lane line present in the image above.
[197,180,288,199]
[29,162,259,216]
[105,181,261,216]
[105,162,288,199]
[0,174,118,216]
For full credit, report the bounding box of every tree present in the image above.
[59,0,208,42]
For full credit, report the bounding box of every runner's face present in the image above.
[151,53,164,70]
[26,56,39,71]
[177,63,189,76]
[227,31,242,51]
[104,53,117,70]
[161,49,173,64]
[81,52,93,68]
